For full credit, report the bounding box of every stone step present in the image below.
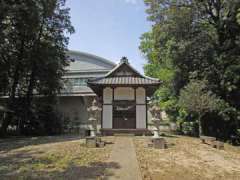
[101,128,152,136]
[114,133,135,137]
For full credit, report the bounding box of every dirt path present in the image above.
[106,137,142,180]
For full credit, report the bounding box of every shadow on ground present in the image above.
[0,135,82,152]
[1,156,120,180]
[49,161,121,180]
[160,133,179,138]
[0,136,119,180]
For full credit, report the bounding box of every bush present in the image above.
[181,121,198,137]
[37,104,63,135]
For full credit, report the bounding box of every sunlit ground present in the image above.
[134,136,240,180]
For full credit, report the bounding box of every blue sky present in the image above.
[66,0,151,73]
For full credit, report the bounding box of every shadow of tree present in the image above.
[160,133,179,138]
[0,136,118,180]
[0,148,45,176]
[104,141,114,145]
[1,151,120,180]
[166,143,175,148]
[0,135,82,152]
[45,161,121,180]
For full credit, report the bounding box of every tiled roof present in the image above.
[88,57,161,89]
[88,77,161,85]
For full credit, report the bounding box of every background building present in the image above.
[57,51,115,134]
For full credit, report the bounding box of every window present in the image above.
[66,78,87,86]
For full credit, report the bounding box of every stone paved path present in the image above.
[106,137,142,180]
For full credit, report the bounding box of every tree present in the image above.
[140,0,216,120]
[0,0,74,135]
[140,0,240,139]
[179,80,222,136]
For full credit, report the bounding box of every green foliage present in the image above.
[36,100,62,135]
[176,108,189,123]
[237,129,240,136]
[179,80,221,115]
[141,0,240,139]
[237,8,240,25]
[179,80,223,136]
[0,0,74,135]
[181,121,198,136]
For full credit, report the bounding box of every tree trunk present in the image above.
[0,114,12,136]
[198,114,203,137]
[0,67,20,136]
[0,39,25,136]
[24,21,44,122]
[23,67,36,132]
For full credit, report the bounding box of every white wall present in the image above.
[102,105,112,128]
[103,87,113,104]
[114,87,134,100]
[136,88,146,129]
[136,105,146,128]
[102,87,113,128]
[136,87,145,104]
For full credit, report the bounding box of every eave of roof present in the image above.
[88,77,161,86]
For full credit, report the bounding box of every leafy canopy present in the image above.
[0,0,74,135]
[179,80,221,115]
[140,0,240,138]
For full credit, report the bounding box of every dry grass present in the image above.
[0,136,115,180]
[134,136,240,180]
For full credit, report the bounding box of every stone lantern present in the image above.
[149,103,162,138]
[86,98,104,148]
[87,98,102,137]
[149,102,166,149]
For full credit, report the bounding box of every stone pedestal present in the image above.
[152,137,166,149]
[96,136,101,144]
[86,137,105,148]
[212,141,224,150]
[86,137,97,148]
[98,141,105,148]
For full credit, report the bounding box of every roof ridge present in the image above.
[104,59,144,78]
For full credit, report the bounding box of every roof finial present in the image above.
[120,56,129,64]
